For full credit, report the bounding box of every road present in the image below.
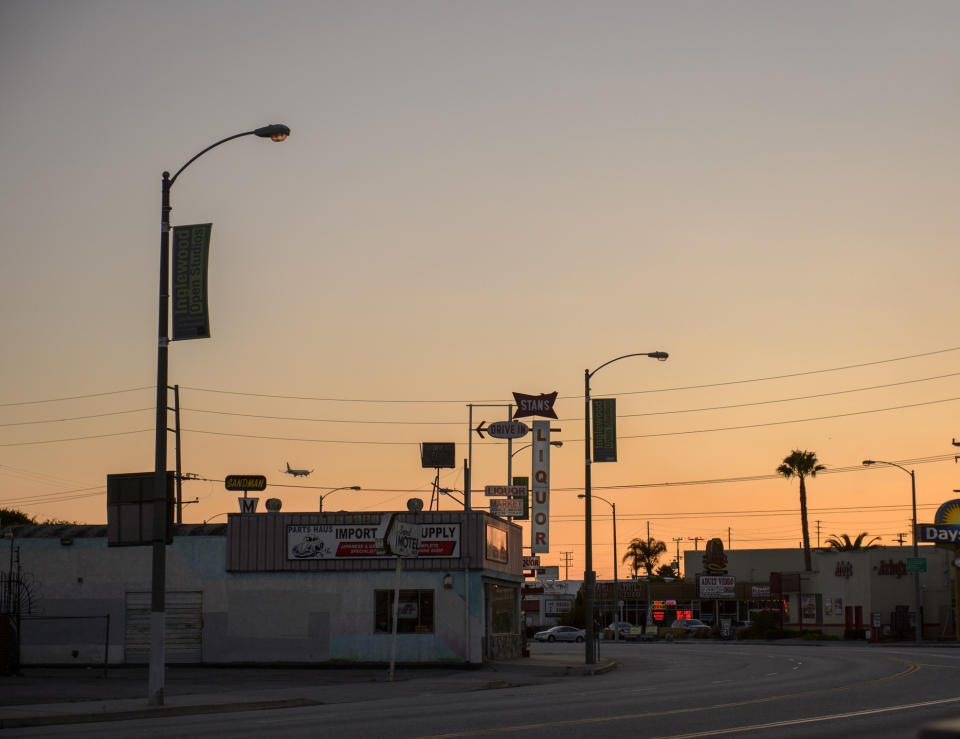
[7,641,960,738]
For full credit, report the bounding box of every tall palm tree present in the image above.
[622,537,668,578]
[777,449,825,571]
[824,532,881,551]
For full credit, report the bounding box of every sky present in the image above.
[2,0,960,581]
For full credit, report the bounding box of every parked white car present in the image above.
[606,621,635,639]
[534,625,586,643]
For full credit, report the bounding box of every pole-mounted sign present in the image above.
[591,398,617,463]
[512,392,558,420]
[171,223,212,341]
[224,475,267,492]
[475,420,529,440]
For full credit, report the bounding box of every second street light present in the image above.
[862,459,922,643]
[319,486,362,512]
[579,493,618,641]
[584,351,667,664]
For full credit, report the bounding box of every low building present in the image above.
[681,545,955,638]
[2,510,524,666]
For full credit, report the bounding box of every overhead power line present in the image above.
[0,387,151,408]
[179,345,960,404]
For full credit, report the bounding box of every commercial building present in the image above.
[2,510,524,666]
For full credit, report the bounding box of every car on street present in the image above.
[606,621,635,639]
[534,625,586,643]
[670,618,711,636]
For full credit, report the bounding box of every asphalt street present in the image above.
[2,640,960,738]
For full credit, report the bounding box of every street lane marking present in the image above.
[655,695,960,738]
[420,661,921,738]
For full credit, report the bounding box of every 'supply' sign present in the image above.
[287,521,460,559]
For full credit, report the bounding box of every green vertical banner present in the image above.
[592,397,617,462]
[512,476,529,520]
[171,223,212,341]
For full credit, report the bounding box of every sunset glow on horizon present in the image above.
[3,1,960,581]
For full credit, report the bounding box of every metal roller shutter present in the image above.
[124,591,202,664]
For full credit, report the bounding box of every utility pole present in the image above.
[561,552,573,581]
[688,536,702,551]
[728,527,731,550]
[895,532,907,546]
[816,520,821,549]
[672,537,683,578]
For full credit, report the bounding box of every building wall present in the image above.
[11,513,522,666]
[681,545,953,637]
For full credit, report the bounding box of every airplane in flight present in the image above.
[284,462,313,478]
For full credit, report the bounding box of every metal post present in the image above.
[467,404,473,511]
[584,367,595,664]
[389,555,402,681]
[506,404,513,485]
[103,613,110,679]
[149,171,171,707]
[910,470,921,643]
[612,501,618,641]
[172,384,183,526]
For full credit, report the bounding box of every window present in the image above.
[375,590,434,633]
[486,524,508,563]
[490,584,517,634]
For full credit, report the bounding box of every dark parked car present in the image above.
[534,625,586,642]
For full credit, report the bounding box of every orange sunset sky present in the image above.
[2,1,960,580]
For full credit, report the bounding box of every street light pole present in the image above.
[319,486,362,512]
[151,124,290,707]
[584,351,667,664]
[862,459,922,643]
[580,493,617,641]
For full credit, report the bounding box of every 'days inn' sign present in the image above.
[917,498,960,544]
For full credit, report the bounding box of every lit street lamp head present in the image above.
[254,124,291,142]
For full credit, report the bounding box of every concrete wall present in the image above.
[12,534,501,665]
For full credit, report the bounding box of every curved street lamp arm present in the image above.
[168,131,257,186]
[588,352,668,380]
[580,492,613,508]
[862,459,912,476]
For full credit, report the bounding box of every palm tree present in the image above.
[776,449,825,571]
[823,532,881,551]
[622,537,668,578]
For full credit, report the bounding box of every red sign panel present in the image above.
[512,392,558,420]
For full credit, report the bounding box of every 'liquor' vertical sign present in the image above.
[531,420,550,554]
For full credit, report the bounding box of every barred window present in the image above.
[375,590,434,633]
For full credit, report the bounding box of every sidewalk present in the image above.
[0,656,617,729]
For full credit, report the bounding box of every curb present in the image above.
[0,698,323,730]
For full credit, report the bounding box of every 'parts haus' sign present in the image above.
[287,521,460,560]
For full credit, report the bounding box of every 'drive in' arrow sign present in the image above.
[476,421,529,439]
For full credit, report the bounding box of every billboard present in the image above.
[917,498,960,544]
[106,471,174,546]
[287,520,460,559]
[698,575,735,599]
[420,443,456,469]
